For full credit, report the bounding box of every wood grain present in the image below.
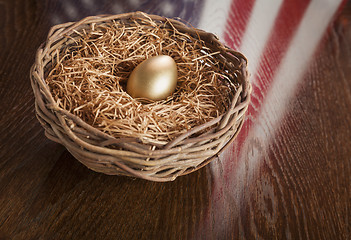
[0,0,350,239]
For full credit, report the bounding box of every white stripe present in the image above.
[239,0,284,77]
[197,0,232,39]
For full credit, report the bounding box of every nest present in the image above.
[31,12,251,181]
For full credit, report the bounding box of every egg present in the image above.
[126,55,178,102]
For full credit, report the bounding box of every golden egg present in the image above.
[126,55,178,102]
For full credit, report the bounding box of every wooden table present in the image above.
[1,0,350,239]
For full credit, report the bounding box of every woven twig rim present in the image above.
[30,12,251,182]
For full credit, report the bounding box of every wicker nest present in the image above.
[30,12,251,182]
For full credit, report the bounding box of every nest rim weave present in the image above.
[30,11,251,182]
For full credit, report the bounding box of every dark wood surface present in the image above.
[1,0,350,239]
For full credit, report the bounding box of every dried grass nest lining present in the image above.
[46,19,239,144]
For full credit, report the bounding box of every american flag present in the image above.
[52,0,345,173]
[50,0,205,26]
[199,0,345,166]
[52,0,345,166]
[197,0,346,236]
[50,1,346,234]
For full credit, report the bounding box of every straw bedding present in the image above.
[45,15,238,145]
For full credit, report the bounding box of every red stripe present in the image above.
[231,0,311,152]
[220,0,312,185]
[252,0,311,110]
[223,0,255,50]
